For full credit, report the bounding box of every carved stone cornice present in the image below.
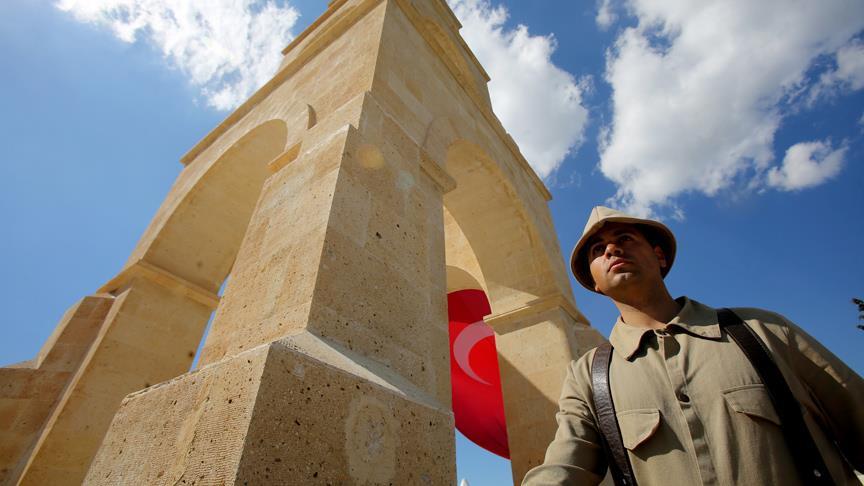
[419,149,457,193]
[99,260,220,309]
[485,293,588,332]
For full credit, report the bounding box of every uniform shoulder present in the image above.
[686,297,787,325]
[722,305,796,344]
[573,344,606,371]
[562,346,603,396]
[726,306,789,324]
[576,345,600,363]
[723,306,796,331]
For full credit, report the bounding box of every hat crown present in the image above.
[582,206,630,238]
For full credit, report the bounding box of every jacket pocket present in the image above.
[722,384,781,425]
[616,408,661,450]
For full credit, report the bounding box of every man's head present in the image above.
[570,206,676,295]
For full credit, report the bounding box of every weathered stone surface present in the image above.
[17,280,213,486]
[0,295,112,485]
[237,337,454,485]
[83,342,269,485]
[85,335,454,485]
[490,304,604,483]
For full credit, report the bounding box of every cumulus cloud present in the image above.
[56,0,299,110]
[448,0,589,179]
[596,0,617,30]
[597,0,864,216]
[766,140,846,191]
[814,39,864,98]
[58,0,586,176]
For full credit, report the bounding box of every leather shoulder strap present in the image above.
[717,309,832,485]
[591,342,637,486]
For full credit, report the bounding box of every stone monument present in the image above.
[0,0,605,484]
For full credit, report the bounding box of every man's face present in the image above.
[586,223,668,296]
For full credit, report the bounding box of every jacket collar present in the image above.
[609,297,723,360]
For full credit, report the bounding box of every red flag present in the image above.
[448,289,510,458]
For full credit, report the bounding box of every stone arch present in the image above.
[13,118,292,486]
[440,136,563,316]
[431,116,600,482]
[445,264,484,293]
[444,198,487,295]
[120,119,289,294]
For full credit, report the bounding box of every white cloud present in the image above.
[815,39,864,97]
[448,0,589,179]
[766,140,846,191]
[58,0,586,176]
[56,0,299,110]
[596,0,617,30]
[597,0,864,216]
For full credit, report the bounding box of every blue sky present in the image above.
[1,0,862,484]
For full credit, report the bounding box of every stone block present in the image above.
[0,397,19,429]
[85,334,454,485]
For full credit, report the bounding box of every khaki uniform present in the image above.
[522,298,863,485]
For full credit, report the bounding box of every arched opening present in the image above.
[7,119,292,486]
[136,119,289,294]
[444,206,487,293]
[442,143,526,466]
[439,134,587,482]
[444,214,510,461]
[443,139,557,314]
[127,119,290,369]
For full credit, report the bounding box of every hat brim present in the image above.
[569,217,676,293]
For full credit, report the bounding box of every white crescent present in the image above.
[453,320,494,386]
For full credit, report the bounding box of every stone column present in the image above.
[489,294,606,485]
[0,295,112,485]
[84,91,458,485]
[17,268,216,486]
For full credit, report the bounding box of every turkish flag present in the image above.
[448,289,510,459]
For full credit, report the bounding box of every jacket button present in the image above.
[678,392,690,403]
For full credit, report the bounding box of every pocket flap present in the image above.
[723,384,781,425]
[616,409,661,450]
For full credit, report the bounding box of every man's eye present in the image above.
[590,245,604,256]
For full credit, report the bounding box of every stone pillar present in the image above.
[17,267,216,486]
[489,294,606,484]
[0,295,113,485]
[85,89,458,484]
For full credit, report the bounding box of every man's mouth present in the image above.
[609,259,629,272]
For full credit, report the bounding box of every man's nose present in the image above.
[604,243,623,257]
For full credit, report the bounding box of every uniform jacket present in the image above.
[522,297,863,485]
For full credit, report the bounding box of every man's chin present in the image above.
[602,274,643,295]
[608,271,637,285]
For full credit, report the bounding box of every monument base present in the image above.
[84,332,455,485]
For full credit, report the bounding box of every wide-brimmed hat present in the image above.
[569,206,676,292]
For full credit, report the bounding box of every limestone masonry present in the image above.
[0,0,606,484]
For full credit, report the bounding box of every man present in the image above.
[522,206,863,485]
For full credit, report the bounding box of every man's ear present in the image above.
[653,246,667,269]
